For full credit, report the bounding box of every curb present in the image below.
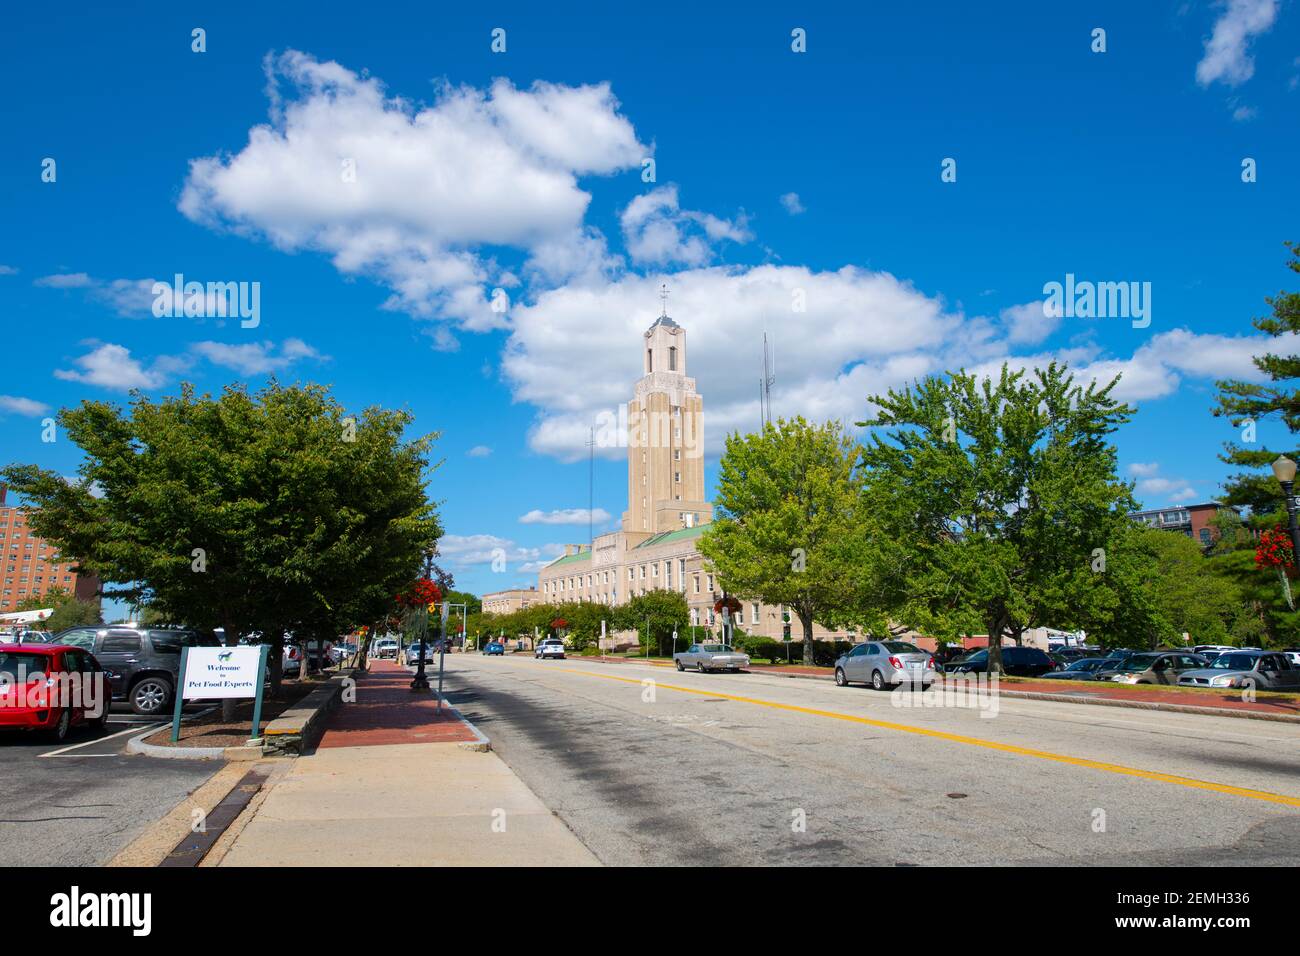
[445,702,492,752]
[582,655,1300,724]
[125,726,259,761]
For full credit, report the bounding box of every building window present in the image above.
[693,574,700,593]
[647,349,653,372]
[669,346,677,371]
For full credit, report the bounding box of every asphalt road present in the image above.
[0,706,224,866]
[441,654,1300,866]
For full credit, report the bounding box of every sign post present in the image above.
[170,644,270,744]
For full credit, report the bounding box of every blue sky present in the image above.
[1,0,1297,610]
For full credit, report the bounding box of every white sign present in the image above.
[181,646,263,699]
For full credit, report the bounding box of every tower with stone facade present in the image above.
[622,303,710,537]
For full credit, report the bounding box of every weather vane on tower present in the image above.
[659,281,669,318]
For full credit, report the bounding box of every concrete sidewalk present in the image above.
[211,661,598,866]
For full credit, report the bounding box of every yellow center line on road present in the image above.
[554,665,1300,809]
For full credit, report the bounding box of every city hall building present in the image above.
[536,311,842,646]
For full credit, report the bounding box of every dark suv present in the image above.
[945,645,1056,677]
[51,626,221,715]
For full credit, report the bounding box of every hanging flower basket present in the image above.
[1255,527,1296,576]
[714,595,742,615]
[395,578,443,608]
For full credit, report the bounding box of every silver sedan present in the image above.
[835,640,936,690]
[674,643,750,673]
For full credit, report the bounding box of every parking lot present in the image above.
[0,702,224,866]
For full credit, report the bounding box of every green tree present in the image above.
[859,363,1137,674]
[1214,242,1300,515]
[699,418,870,665]
[16,586,103,632]
[1094,526,1241,648]
[615,589,689,656]
[2,381,441,701]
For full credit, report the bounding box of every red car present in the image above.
[0,643,111,742]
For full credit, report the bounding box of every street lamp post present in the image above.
[1272,456,1300,562]
[410,603,431,691]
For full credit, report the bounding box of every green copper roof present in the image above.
[544,549,592,569]
[632,523,709,549]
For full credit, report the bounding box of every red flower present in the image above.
[395,577,443,608]
[551,618,569,630]
[1255,527,1296,575]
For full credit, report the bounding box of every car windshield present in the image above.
[1209,653,1259,670]
[882,642,921,653]
[1116,657,1158,672]
[0,652,49,679]
[1066,659,1101,670]
[701,644,729,652]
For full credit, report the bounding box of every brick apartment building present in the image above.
[1129,502,1233,548]
[0,484,101,615]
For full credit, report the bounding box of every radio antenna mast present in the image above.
[762,331,776,428]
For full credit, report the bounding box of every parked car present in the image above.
[674,643,750,673]
[483,641,505,656]
[404,642,436,666]
[1193,644,1238,656]
[834,640,936,690]
[372,639,399,659]
[0,643,111,740]
[1038,657,1112,680]
[945,646,1055,677]
[52,625,222,715]
[1280,647,1300,667]
[1178,650,1300,691]
[1101,651,1209,685]
[535,638,566,660]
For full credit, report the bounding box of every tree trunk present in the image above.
[986,615,1006,675]
[269,630,284,697]
[800,611,815,666]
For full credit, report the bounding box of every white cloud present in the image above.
[1196,0,1278,88]
[504,264,971,461]
[620,185,752,267]
[1126,462,1198,506]
[179,50,647,334]
[437,533,564,569]
[51,338,326,392]
[466,445,493,457]
[35,272,94,289]
[519,508,612,525]
[0,395,50,416]
[34,273,220,318]
[779,192,805,215]
[53,343,171,391]
[190,338,326,376]
[1001,300,1060,346]
[0,265,19,276]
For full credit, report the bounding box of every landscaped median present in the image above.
[127,667,361,760]
[576,654,1300,723]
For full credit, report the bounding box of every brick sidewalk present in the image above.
[317,658,478,748]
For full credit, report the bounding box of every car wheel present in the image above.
[48,708,73,743]
[92,704,111,732]
[130,676,173,716]
[675,660,684,671]
[834,667,848,687]
[698,661,706,673]
[871,670,886,691]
